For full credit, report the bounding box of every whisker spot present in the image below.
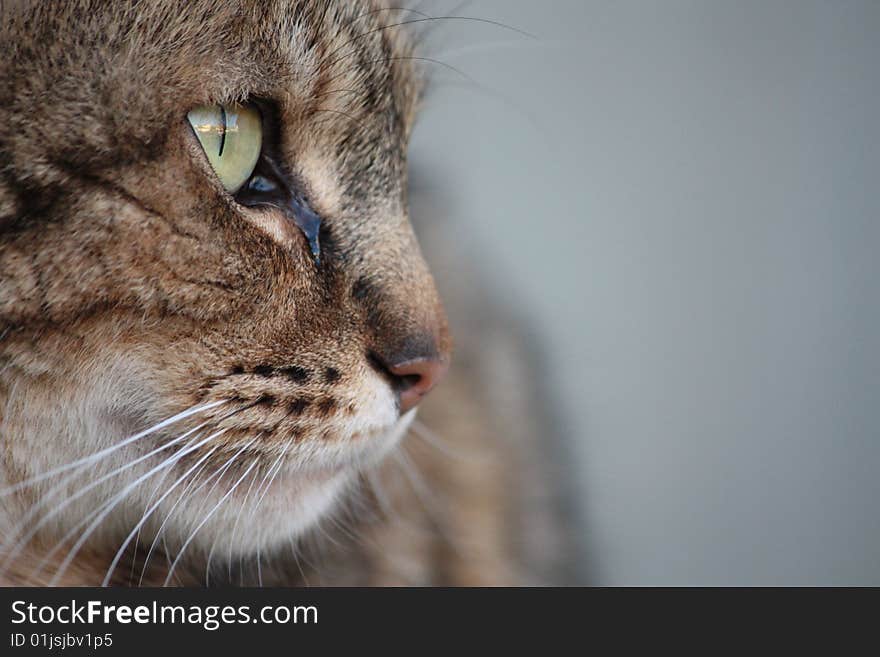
[316,397,338,416]
[253,364,275,377]
[288,398,311,415]
[280,366,311,383]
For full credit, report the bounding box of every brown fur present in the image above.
[0,0,569,586]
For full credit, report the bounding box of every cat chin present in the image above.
[154,409,417,559]
[168,468,355,558]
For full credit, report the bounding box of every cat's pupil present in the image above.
[218,105,227,157]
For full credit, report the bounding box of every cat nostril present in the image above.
[368,350,449,414]
[386,357,449,414]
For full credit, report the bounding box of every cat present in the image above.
[0,0,573,586]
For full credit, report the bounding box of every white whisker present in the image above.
[163,457,259,586]
[224,461,265,583]
[0,421,212,573]
[246,444,291,586]
[256,548,262,587]
[137,436,258,587]
[390,448,443,521]
[286,535,310,586]
[205,457,259,587]
[364,467,395,519]
[101,439,230,587]
[46,429,223,585]
[0,400,224,497]
[249,446,289,516]
[409,419,488,463]
[230,442,288,583]
[134,439,233,582]
[126,449,182,583]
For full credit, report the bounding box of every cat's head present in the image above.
[0,0,450,570]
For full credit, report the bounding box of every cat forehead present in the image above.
[178,2,422,121]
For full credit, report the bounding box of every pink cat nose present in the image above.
[387,357,449,414]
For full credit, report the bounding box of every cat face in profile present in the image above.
[0,0,450,582]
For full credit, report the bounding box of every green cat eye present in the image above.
[187,103,262,194]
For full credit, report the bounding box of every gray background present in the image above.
[409,1,880,585]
